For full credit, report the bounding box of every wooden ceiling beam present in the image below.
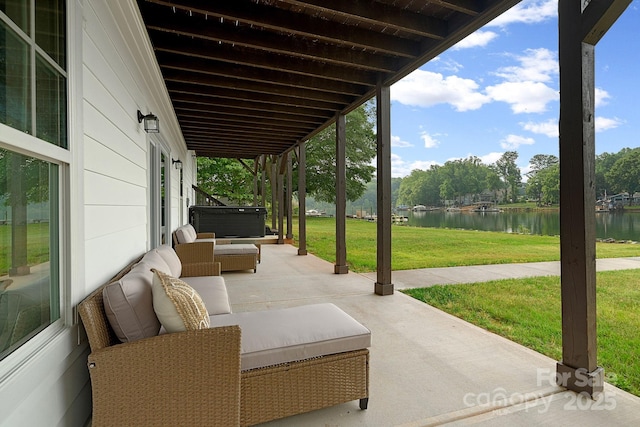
[169,93,333,119]
[187,144,294,157]
[176,111,318,132]
[162,69,358,105]
[140,2,399,72]
[149,31,381,86]
[185,134,290,145]
[430,0,481,15]
[156,51,367,96]
[146,0,420,57]
[275,0,447,39]
[184,130,299,143]
[187,139,285,149]
[174,104,325,126]
[178,119,308,136]
[166,81,345,111]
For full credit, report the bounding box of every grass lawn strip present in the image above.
[301,217,640,273]
[402,270,640,397]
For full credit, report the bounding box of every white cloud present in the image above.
[420,132,440,148]
[434,57,464,73]
[596,116,624,132]
[595,87,611,108]
[391,69,491,111]
[411,160,440,170]
[500,134,536,150]
[487,48,559,113]
[448,152,504,165]
[488,0,557,27]
[389,153,439,177]
[453,30,499,50]
[478,152,504,165]
[521,119,558,137]
[486,81,559,113]
[521,116,623,136]
[494,48,558,83]
[391,135,413,147]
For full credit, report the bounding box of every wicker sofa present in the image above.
[173,223,260,273]
[78,245,370,426]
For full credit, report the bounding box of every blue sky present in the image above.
[387,0,640,178]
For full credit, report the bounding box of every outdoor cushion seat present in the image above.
[173,223,215,245]
[173,224,260,272]
[103,246,231,343]
[207,303,372,370]
[79,245,370,426]
[179,275,231,315]
[214,244,259,256]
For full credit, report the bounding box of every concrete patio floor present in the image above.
[223,244,640,426]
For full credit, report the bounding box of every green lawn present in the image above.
[299,217,640,273]
[298,217,640,397]
[403,271,640,397]
[0,223,50,276]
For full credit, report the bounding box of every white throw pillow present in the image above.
[151,269,210,333]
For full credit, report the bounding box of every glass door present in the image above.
[150,141,169,247]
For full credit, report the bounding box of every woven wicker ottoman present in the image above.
[215,243,259,273]
[209,303,371,426]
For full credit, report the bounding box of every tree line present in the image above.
[392,147,640,209]
[397,152,523,208]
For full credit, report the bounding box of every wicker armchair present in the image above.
[173,228,259,273]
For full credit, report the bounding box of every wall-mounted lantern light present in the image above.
[172,158,183,170]
[137,110,159,133]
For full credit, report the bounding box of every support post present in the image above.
[261,155,266,208]
[277,155,285,244]
[298,143,307,255]
[375,82,393,295]
[335,113,348,274]
[556,0,601,396]
[253,156,259,206]
[286,154,293,240]
[271,158,277,231]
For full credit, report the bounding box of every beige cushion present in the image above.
[151,269,210,333]
[208,303,371,370]
[140,249,172,274]
[103,262,160,343]
[175,225,195,244]
[187,224,197,241]
[214,243,258,255]
[180,275,232,315]
[155,245,182,278]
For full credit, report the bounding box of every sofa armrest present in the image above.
[181,261,221,277]
[88,326,241,427]
[174,241,215,263]
[197,232,215,239]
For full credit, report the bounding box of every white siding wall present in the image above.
[0,1,194,425]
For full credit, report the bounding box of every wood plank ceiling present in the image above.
[137,0,522,159]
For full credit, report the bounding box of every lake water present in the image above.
[403,210,640,241]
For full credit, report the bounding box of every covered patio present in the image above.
[224,244,640,426]
[3,1,637,425]
[137,0,635,400]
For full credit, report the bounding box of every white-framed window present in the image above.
[0,0,66,361]
[1,0,67,147]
